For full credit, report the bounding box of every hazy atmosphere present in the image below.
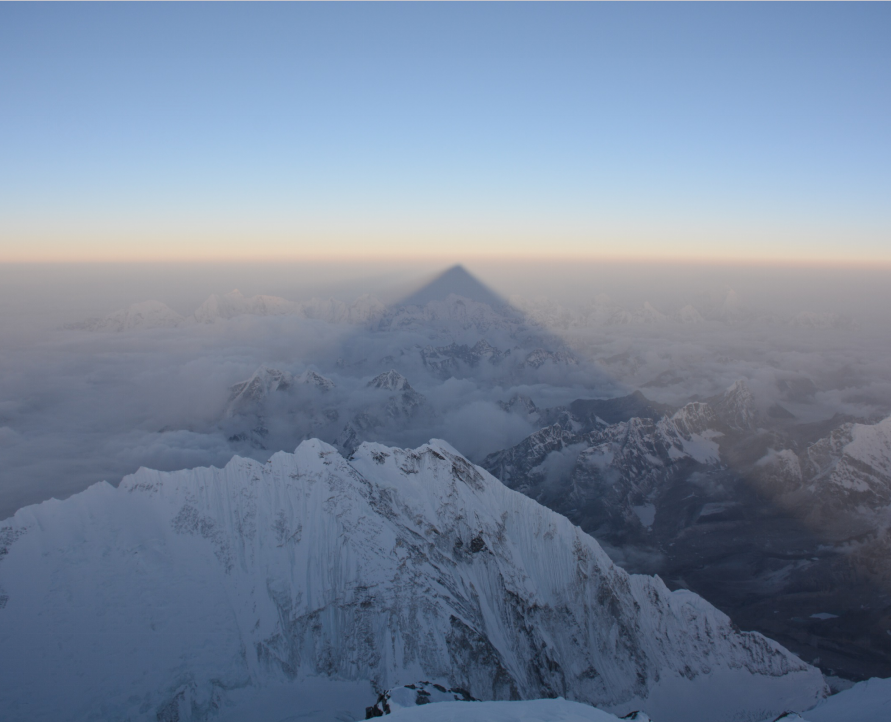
[1,4,890,722]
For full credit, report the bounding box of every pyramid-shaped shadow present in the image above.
[221,262,622,465]
[397,265,509,309]
[371,263,598,365]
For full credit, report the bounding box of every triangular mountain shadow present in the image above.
[396,264,509,309]
[370,264,590,365]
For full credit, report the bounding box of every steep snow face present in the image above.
[0,440,825,722]
[77,300,184,331]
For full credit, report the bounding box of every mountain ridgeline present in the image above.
[0,440,826,722]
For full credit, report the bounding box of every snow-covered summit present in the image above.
[224,365,292,417]
[192,289,295,323]
[368,369,414,392]
[72,300,184,332]
[297,369,335,391]
[711,379,758,431]
[0,439,826,722]
[754,415,891,524]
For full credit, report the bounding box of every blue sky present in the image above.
[1,3,889,263]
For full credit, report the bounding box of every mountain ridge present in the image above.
[0,438,826,722]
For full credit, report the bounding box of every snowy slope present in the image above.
[799,676,891,722]
[769,677,891,722]
[0,440,825,722]
[385,698,629,722]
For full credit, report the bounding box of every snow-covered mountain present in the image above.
[0,439,826,722]
[483,381,757,526]
[299,294,387,325]
[69,299,184,332]
[298,369,336,392]
[753,415,891,533]
[224,366,294,418]
[365,370,427,418]
[193,289,296,323]
[709,379,758,432]
[224,366,336,419]
[482,383,891,681]
[483,399,723,540]
[334,372,431,453]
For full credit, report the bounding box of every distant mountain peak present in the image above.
[712,379,758,431]
[368,369,413,392]
[397,265,506,308]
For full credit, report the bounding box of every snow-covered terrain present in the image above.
[381,677,891,722]
[797,676,891,722]
[384,698,631,722]
[0,440,826,722]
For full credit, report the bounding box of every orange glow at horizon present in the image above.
[3,231,890,269]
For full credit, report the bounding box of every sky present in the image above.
[1,3,889,265]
